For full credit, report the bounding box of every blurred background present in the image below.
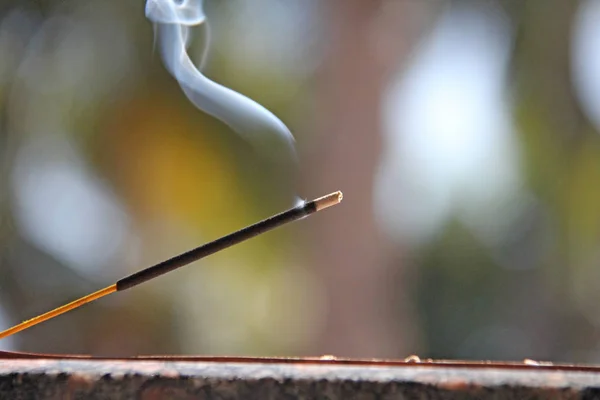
[1,0,600,363]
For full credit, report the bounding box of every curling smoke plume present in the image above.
[145,0,296,162]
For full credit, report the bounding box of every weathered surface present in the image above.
[2,355,600,399]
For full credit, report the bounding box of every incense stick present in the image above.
[0,191,342,341]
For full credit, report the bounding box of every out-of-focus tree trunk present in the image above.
[302,0,428,358]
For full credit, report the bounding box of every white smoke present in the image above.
[145,0,296,162]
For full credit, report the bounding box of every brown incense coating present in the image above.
[0,191,343,341]
[117,199,318,290]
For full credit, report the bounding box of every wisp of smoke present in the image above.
[145,0,297,162]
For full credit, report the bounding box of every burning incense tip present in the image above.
[314,191,343,211]
[0,191,343,341]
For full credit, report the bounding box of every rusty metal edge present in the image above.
[2,351,600,373]
[3,354,600,398]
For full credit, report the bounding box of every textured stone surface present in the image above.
[2,354,600,399]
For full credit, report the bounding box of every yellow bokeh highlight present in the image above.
[103,90,247,238]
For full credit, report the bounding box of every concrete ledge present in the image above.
[2,354,600,399]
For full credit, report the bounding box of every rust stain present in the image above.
[3,351,600,374]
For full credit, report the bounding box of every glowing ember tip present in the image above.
[314,191,343,211]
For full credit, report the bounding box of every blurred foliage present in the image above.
[407,0,600,363]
